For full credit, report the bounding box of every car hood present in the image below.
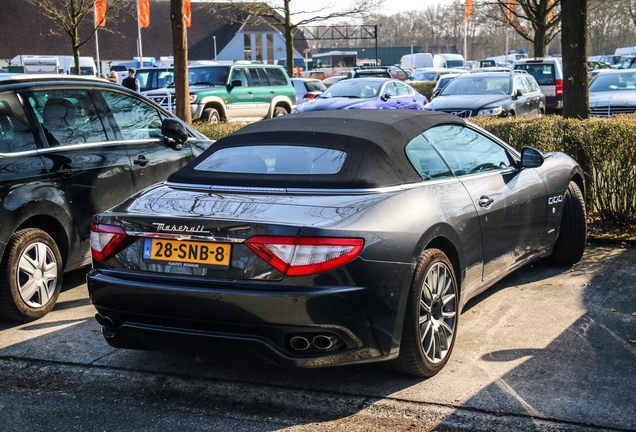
[589,91,636,106]
[426,94,510,110]
[295,97,374,112]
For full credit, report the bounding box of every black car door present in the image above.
[423,124,547,282]
[96,90,194,190]
[22,88,137,261]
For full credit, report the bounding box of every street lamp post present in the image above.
[213,36,217,61]
[410,40,416,70]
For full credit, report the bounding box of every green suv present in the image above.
[143,64,297,123]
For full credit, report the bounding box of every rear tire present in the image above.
[0,229,63,322]
[202,107,220,124]
[387,248,458,377]
[273,106,288,117]
[549,181,586,266]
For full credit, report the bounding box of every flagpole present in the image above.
[464,20,468,69]
[95,11,101,77]
[137,0,143,61]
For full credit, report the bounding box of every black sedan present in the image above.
[0,74,209,322]
[88,110,586,377]
[424,71,545,118]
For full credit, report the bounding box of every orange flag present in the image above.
[139,0,150,28]
[507,0,514,24]
[466,0,473,23]
[185,0,191,27]
[95,0,106,27]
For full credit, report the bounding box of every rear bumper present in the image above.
[87,260,414,368]
[545,95,563,111]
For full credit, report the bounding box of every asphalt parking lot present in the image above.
[0,245,634,431]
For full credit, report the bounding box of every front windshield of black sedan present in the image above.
[319,80,384,99]
[589,72,636,92]
[441,76,511,96]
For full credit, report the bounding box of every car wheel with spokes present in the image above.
[388,248,458,377]
[0,228,63,322]
[202,107,220,124]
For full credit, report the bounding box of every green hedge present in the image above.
[472,115,636,221]
[409,81,436,101]
[192,115,636,221]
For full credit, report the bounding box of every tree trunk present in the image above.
[171,0,192,124]
[534,23,546,57]
[561,0,591,201]
[284,0,294,77]
[561,0,589,120]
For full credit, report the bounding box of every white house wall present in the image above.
[217,31,302,63]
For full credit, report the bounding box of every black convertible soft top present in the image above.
[168,110,465,188]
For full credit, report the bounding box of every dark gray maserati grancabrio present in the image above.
[88,110,586,377]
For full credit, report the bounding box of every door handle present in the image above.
[55,167,77,177]
[134,155,149,166]
[478,196,494,208]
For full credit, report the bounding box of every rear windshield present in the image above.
[515,63,555,86]
[194,145,347,175]
[305,81,327,92]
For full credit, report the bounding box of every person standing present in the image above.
[122,68,140,92]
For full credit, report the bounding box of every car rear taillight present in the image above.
[305,94,316,99]
[90,224,130,261]
[245,236,364,276]
[556,79,563,96]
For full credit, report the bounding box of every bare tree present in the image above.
[26,0,130,75]
[485,0,560,57]
[170,0,191,124]
[223,0,384,77]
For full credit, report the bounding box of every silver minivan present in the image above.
[514,57,563,113]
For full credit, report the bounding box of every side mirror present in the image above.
[520,146,544,168]
[515,89,523,97]
[381,92,393,101]
[161,118,187,149]
[230,80,243,88]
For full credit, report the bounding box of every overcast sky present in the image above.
[212,0,455,22]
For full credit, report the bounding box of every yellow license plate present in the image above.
[143,238,231,268]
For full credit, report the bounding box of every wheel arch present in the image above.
[268,96,294,118]
[198,96,227,120]
[423,236,462,296]
[15,215,72,270]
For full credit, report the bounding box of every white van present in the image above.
[433,53,465,69]
[22,56,59,74]
[400,53,433,70]
[63,57,97,76]
[614,47,636,56]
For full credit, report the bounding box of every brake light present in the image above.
[245,236,364,276]
[90,224,130,261]
[305,94,316,99]
[556,79,563,96]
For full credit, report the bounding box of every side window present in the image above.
[0,92,37,152]
[230,68,249,87]
[513,77,525,94]
[100,91,163,141]
[256,68,270,86]
[25,89,107,146]
[383,82,398,96]
[423,125,512,176]
[265,68,288,86]
[405,134,453,180]
[248,68,262,86]
[395,82,412,96]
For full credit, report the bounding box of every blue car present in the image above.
[293,78,428,112]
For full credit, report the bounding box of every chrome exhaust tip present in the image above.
[102,316,115,330]
[289,336,310,351]
[94,313,104,326]
[313,334,338,350]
